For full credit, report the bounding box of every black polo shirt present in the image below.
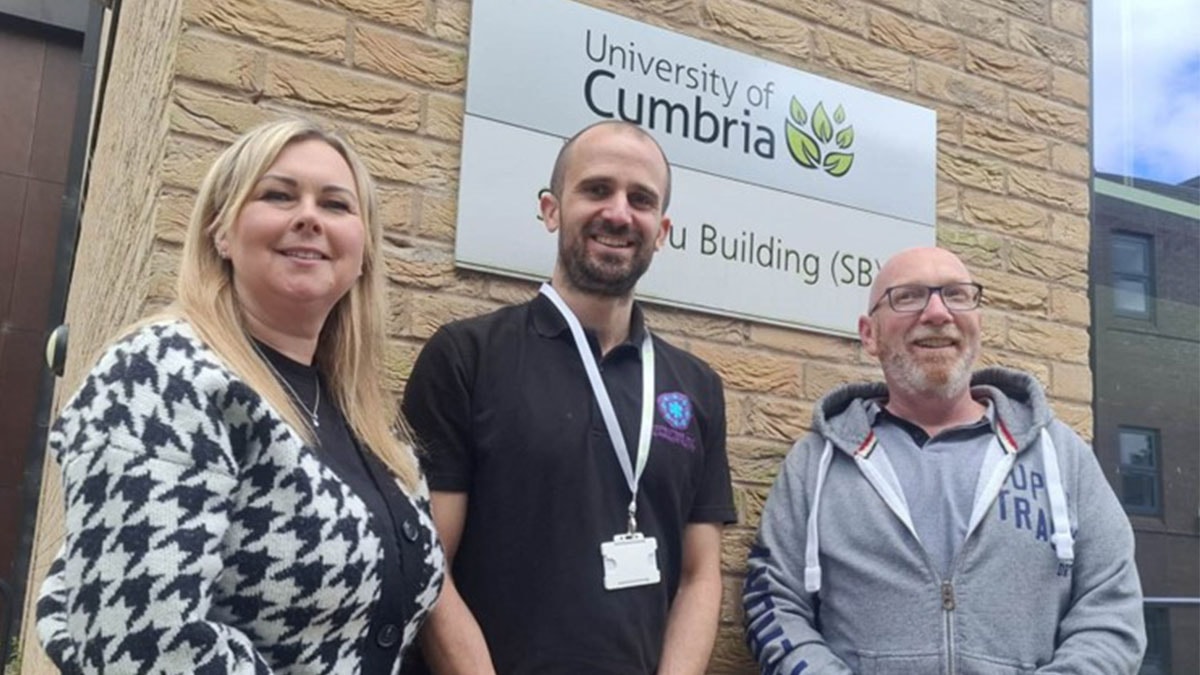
[401,293,736,674]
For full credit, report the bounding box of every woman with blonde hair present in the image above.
[36,117,443,673]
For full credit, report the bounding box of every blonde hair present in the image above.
[155,117,417,489]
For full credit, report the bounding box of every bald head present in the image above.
[549,120,673,212]
[868,247,975,312]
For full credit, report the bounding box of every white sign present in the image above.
[456,0,937,337]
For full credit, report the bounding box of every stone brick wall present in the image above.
[23,0,1093,671]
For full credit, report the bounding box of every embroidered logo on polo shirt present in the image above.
[657,392,692,430]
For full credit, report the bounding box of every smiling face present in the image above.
[858,247,982,401]
[218,138,365,328]
[540,124,671,298]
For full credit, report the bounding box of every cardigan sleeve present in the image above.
[36,325,273,674]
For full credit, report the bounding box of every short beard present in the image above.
[558,222,652,298]
[882,336,977,401]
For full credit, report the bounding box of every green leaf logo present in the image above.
[789,97,807,126]
[824,152,854,177]
[835,126,854,149]
[785,122,821,169]
[782,98,856,178]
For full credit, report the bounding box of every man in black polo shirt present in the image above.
[402,121,736,674]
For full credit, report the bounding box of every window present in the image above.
[1118,427,1161,515]
[1112,233,1154,318]
[1140,606,1171,675]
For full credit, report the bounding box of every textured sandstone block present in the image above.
[1051,66,1088,107]
[721,524,758,572]
[264,54,422,130]
[161,132,224,189]
[1051,142,1089,178]
[973,266,1049,313]
[937,224,1005,270]
[416,190,458,243]
[407,291,501,339]
[1008,165,1089,214]
[375,183,415,237]
[815,28,913,90]
[176,28,261,91]
[702,0,812,61]
[979,310,1008,350]
[348,128,460,189]
[354,24,466,90]
[1054,401,1092,440]
[917,62,1006,117]
[759,0,868,36]
[727,438,791,486]
[432,0,471,43]
[1049,211,1089,251]
[803,361,879,399]
[382,338,423,392]
[1008,316,1089,363]
[962,114,1050,165]
[169,83,278,143]
[183,0,346,60]
[938,145,1007,194]
[382,244,459,289]
[1050,0,1088,38]
[869,9,961,67]
[745,397,813,443]
[1009,90,1088,144]
[643,306,745,343]
[154,188,196,245]
[961,189,1048,239]
[1009,19,1088,72]
[1051,361,1093,402]
[1049,286,1090,326]
[938,181,960,220]
[424,93,465,142]
[746,324,859,361]
[976,0,1046,22]
[316,0,427,31]
[709,631,758,673]
[977,351,1052,387]
[1008,238,1088,287]
[965,38,1050,92]
[688,343,803,397]
[918,0,1007,45]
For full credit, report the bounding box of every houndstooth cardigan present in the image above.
[36,320,444,674]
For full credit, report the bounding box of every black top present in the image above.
[401,294,737,674]
[257,341,437,671]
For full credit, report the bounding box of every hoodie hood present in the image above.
[797,366,1076,594]
[812,366,1055,457]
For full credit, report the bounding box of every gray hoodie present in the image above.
[743,368,1145,675]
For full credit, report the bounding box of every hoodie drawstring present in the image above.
[1040,429,1075,573]
[804,440,835,593]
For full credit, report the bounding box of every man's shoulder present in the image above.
[426,298,536,348]
[649,331,721,386]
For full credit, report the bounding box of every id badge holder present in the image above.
[601,532,661,590]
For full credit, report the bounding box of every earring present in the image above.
[218,247,229,259]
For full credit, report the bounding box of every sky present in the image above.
[1092,0,1200,185]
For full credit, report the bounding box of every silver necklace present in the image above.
[252,341,321,429]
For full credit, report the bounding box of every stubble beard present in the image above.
[882,331,978,401]
[559,220,653,298]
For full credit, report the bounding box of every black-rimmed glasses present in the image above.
[868,282,984,314]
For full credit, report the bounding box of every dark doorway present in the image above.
[0,13,82,657]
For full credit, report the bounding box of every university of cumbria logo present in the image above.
[784,96,855,177]
[656,392,693,430]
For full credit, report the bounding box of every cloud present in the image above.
[1093,0,1200,184]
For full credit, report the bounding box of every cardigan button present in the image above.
[402,519,419,542]
[376,623,400,648]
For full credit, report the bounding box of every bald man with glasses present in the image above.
[743,247,1145,675]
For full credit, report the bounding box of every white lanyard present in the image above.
[540,284,655,533]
